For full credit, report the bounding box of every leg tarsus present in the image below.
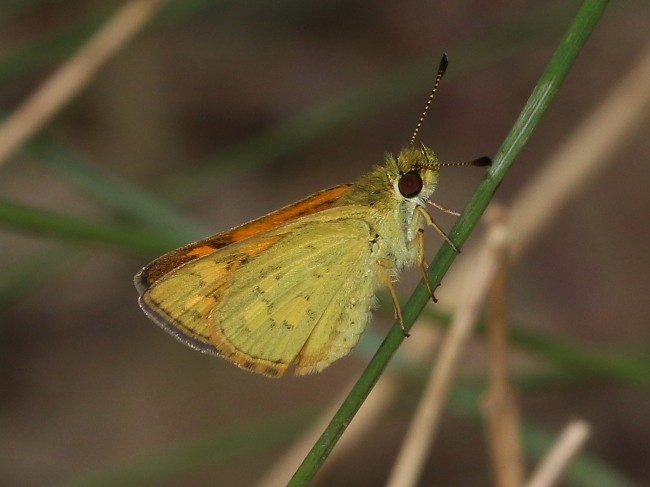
[419,262,438,303]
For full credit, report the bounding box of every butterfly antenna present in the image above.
[409,53,449,146]
[427,156,491,216]
[439,156,492,168]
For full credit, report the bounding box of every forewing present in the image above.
[139,206,382,377]
[135,184,351,293]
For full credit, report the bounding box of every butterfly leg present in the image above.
[426,199,461,216]
[376,258,409,337]
[416,205,459,253]
[416,228,438,303]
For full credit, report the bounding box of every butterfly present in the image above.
[134,54,490,377]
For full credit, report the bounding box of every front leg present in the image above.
[408,206,455,302]
[415,205,459,253]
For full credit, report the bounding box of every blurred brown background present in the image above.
[0,1,648,486]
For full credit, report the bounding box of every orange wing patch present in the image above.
[139,234,284,356]
[185,246,219,258]
[134,184,350,292]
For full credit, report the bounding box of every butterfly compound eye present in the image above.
[398,171,423,198]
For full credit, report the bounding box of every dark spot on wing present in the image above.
[264,366,281,377]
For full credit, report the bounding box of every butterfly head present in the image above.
[387,144,440,205]
[334,144,440,210]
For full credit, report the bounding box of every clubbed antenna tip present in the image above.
[439,156,492,168]
[472,156,492,167]
[409,53,449,146]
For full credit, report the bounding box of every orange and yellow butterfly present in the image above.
[134,54,489,377]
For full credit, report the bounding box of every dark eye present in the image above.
[398,171,423,198]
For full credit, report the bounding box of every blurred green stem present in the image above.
[0,199,181,255]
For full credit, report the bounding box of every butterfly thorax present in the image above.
[334,145,441,270]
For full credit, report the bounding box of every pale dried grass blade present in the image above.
[480,206,525,487]
[385,215,509,487]
[509,41,650,259]
[525,420,591,487]
[255,376,398,487]
[0,0,168,166]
